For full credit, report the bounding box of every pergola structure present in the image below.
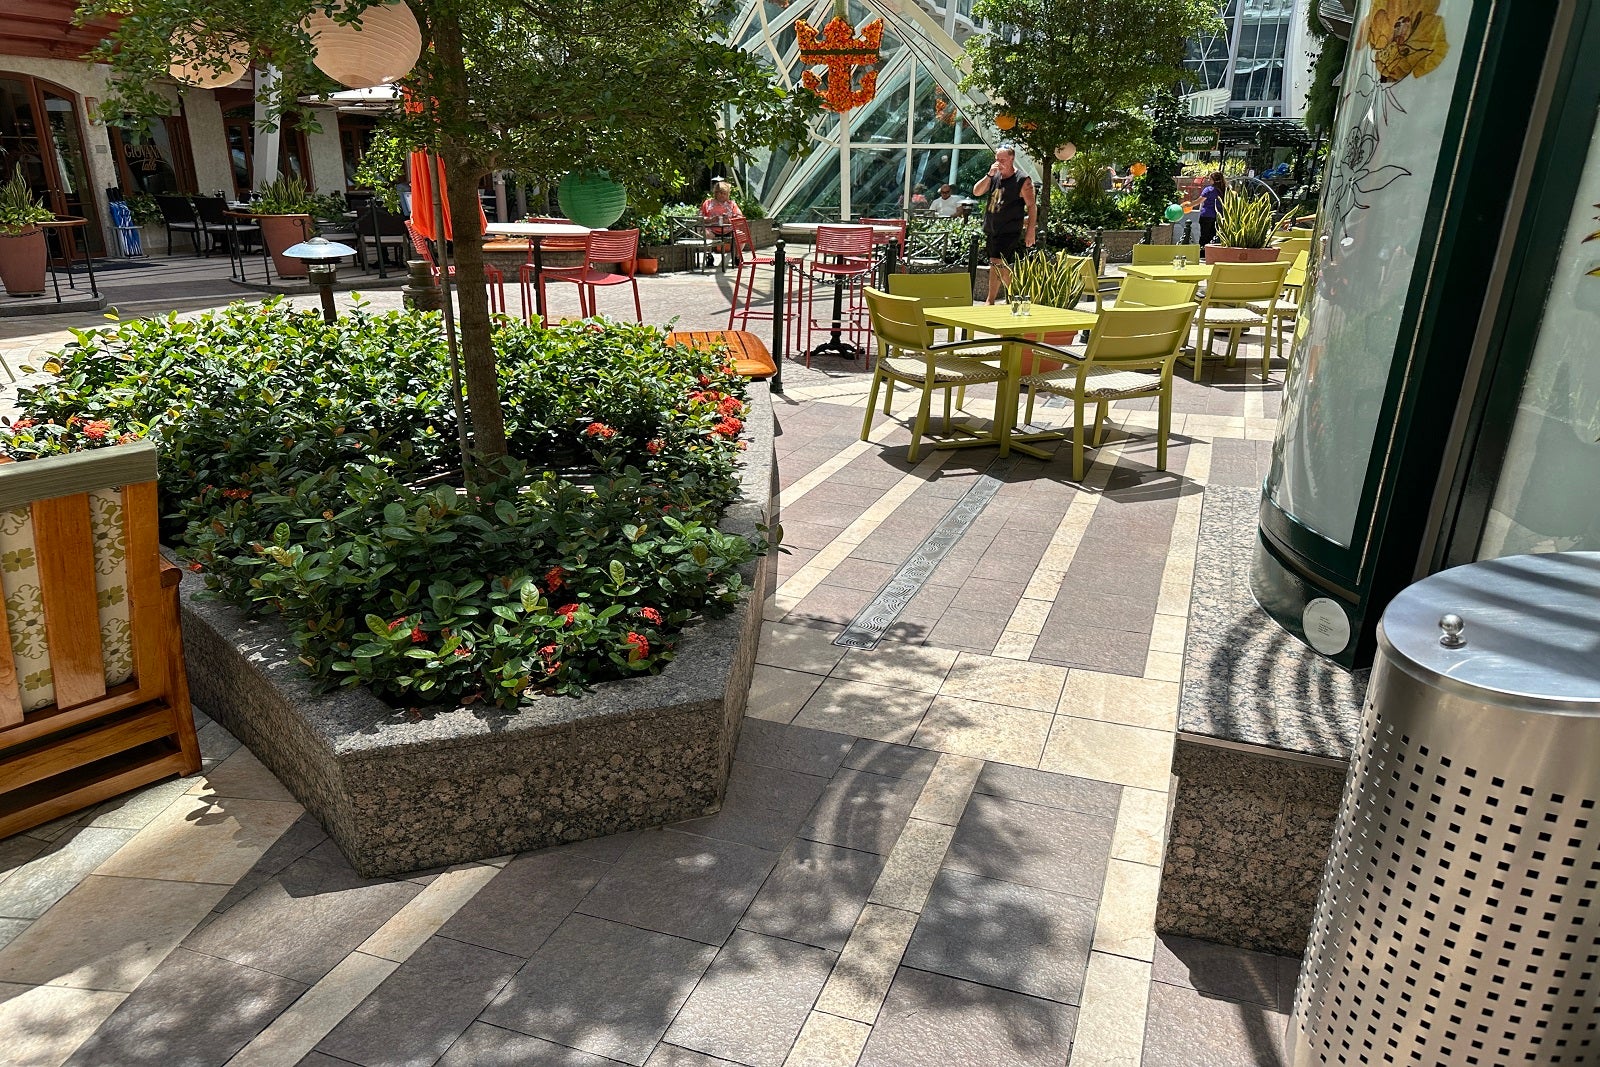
[0,0,118,62]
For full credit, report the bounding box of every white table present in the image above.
[778,222,903,240]
[486,222,592,318]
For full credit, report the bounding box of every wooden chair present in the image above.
[1188,259,1292,381]
[1131,244,1202,265]
[538,228,644,321]
[860,287,1008,461]
[664,330,777,380]
[1021,303,1198,480]
[0,443,200,838]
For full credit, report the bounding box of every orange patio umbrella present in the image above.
[404,91,485,241]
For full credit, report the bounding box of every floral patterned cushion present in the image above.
[0,490,133,712]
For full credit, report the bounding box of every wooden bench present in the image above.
[0,443,199,839]
[664,330,777,380]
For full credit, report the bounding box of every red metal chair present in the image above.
[405,222,507,314]
[538,228,644,321]
[727,218,780,331]
[516,218,589,321]
[801,225,876,365]
[859,217,907,262]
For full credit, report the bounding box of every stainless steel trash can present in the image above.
[1290,552,1600,1066]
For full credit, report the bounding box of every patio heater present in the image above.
[283,237,358,324]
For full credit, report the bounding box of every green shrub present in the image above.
[15,303,761,706]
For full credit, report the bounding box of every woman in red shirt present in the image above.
[699,182,744,267]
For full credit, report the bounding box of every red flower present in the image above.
[554,603,580,626]
[646,438,663,455]
[545,566,565,591]
[584,422,616,440]
[389,617,405,632]
[82,420,112,440]
[187,561,203,572]
[410,626,426,644]
[453,646,472,658]
[625,631,650,659]
[717,396,744,417]
[9,418,34,430]
[638,607,663,625]
[712,417,743,438]
[545,661,562,675]
[698,374,712,387]
[538,644,558,658]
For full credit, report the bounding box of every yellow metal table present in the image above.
[923,303,1099,460]
[1120,263,1213,283]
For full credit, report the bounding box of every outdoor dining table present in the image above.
[1120,263,1213,283]
[485,220,591,319]
[923,302,1099,460]
[780,222,904,361]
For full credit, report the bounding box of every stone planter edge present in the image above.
[179,383,777,877]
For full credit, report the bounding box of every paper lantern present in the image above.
[557,172,627,229]
[1130,162,1148,177]
[306,2,423,89]
[1164,203,1185,222]
[995,112,1016,131]
[1054,142,1077,161]
[168,31,249,89]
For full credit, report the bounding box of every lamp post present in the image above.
[282,236,357,323]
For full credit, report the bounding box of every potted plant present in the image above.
[126,193,165,254]
[1206,187,1281,263]
[1009,249,1089,374]
[0,168,53,297]
[251,175,319,277]
[634,210,675,274]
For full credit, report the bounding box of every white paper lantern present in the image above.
[1054,142,1077,161]
[168,31,249,89]
[306,2,423,90]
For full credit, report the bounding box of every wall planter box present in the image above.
[0,227,48,297]
[1203,245,1281,265]
[0,443,200,838]
[179,386,777,877]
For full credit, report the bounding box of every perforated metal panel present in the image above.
[1291,553,1600,1066]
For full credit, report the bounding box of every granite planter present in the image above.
[179,385,777,877]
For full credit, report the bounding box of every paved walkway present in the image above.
[0,264,1297,1066]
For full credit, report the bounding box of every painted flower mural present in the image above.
[1356,0,1450,84]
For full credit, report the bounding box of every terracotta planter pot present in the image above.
[635,256,659,276]
[1020,330,1078,376]
[256,214,315,278]
[0,227,48,297]
[1203,245,1280,265]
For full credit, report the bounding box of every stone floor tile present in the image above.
[1110,787,1171,869]
[183,846,421,985]
[62,948,305,1067]
[93,793,303,886]
[673,761,829,853]
[1039,716,1174,792]
[747,666,827,724]
[856,968,1077,1067]
[902,868,1096,1005]
[1090,859,1161,962]
[924,609,1010,655]
[813,904,919,1024]
[830,645,959,694]
[799,769,923,856]
[911,696,1052,768]
[943,794,1114,902]
[0,826,138,920]
[665,930,836,1067]
[757,622,847,677]
[186,747,298,804]
[316,935,522,1067]
[0,836,48,889]
[972,762,1121,820]
[784,1012,870,1067]
[644,1044,742,1066]
[790,679,933,745]
[865,819,955,913]
[437,1022,626,1066]
[436,849,609,959]
[739,839,885,952]
[839,740,940,783]
[212,813,332,916]
[736,719,856,778]
[1067,951,1152,1067]
[0,918,27,952]
[358,864,499,963]
[577,830,776,945]
[482,914,715,1066]
[908,754,983,827]
[229,952,398,1067]
[0,874,226,991]
[0,981,125,1067]
[1056,671,1181,732]
[1151,934,1296,1012]
[792,584,876,626]
[1140,980,1289,1067]
[940,654,1068,713]
[83,776,198,831]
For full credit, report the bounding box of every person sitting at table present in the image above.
[699,181,744,268]
[930,184,962,218]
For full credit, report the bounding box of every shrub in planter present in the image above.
[0,168,53,297]
[1208,187,1281,264]
[20,304,762,708]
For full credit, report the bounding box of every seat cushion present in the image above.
[1247,298,1299,316]
[1023,366,1162,400]
[1200,306,1265,327]
[883,354,1008,385]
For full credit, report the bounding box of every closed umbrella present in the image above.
[407,149,485,241]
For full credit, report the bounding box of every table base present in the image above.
[810,339,862,360]
[934,424,1066,461]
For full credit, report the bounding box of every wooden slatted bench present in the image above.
[0,442,199,839]
[664,330,777,380]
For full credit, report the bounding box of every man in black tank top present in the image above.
[972,147,1037,303]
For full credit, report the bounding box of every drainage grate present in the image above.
[834,456,1018,650]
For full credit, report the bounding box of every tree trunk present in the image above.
[432,11,507,464]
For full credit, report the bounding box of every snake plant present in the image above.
[1009,249,1088,308]
[0,169,52,235]
[1215,188,1276,249]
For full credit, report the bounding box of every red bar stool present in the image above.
[859,217,907,264]
[727,219,778,331]
[405,222,506,313]
[801,225,875,365]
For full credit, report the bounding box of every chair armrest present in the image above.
[159,556,183,589]
[927,338,1009,356]
[1017,339,1087,365]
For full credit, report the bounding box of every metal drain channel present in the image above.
[834,455,1018,650]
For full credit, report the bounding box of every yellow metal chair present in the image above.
[1131,244,1203,266]
[1248,251,1308,378]
[1273,236,1312,261]
[860,287,1009,461]
[1020,303,1198,480]
[1188,260,1292,381]
[1113,276,1201,308]
[1077,255,1120,313]
[886,271,1004,410]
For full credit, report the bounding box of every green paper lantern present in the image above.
[557,172,628,229]
[1164,202,1185,222]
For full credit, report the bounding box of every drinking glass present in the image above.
[1019,294,1032,316]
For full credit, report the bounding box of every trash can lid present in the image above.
[1379,552,1600,712]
